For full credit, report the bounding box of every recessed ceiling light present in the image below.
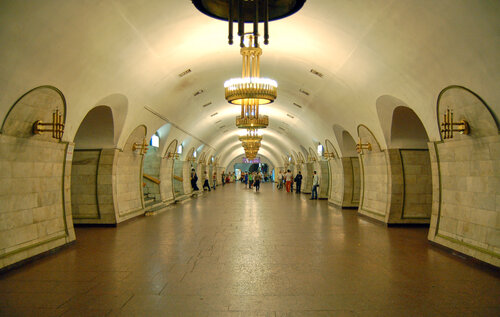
[310,69,324,78]
[286,114,294,119]
[279,126,286,131]
[215,120,222,124]
[194,89,204,96]
[293,103,302,108]
[202,102,212,108]
[219,125,226,129]
[299,89,310,96]
[178,69,192,77]
[211,112,218,117]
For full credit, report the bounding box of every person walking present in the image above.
[203,171,211,191]
[221,172,225,186]
[212,171,217,190]
[248,172,253,189]
[254,172,261,192]
[295,171,303,193]
[310,170,319,199]
[285,170,292,193]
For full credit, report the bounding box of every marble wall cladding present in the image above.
[173,160,184,197]
[143,147,161,201]
[71,150,99,219]
[351,158,361,204]
[359,151,388,221]
[303,163,313,194]
[401,149,432,219]
[328,157,360,208]
[318,160,329,199]
[159,158,174,203]
[0,135,75,269]
[428,135,500,267]
[328,158,344,205]
[183,162,193,195]
[70,148,118,225]
[115,150,143,221]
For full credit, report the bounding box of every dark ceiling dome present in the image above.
[192,0,306,22]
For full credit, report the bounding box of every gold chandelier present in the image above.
[239,128,262,160]
[225,34,276,131]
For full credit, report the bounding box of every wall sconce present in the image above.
[440,108,470,139]
[132,138,148,155]
[165,152,179,159]
[323,151,335,159]
[307,155,317,162]
[32,109,64,140]
[356,139,372,154]
[187,156,196,162]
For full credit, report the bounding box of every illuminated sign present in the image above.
[243,158,260,164]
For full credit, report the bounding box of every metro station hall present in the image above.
[0,1,499,316]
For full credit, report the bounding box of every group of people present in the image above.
[241,171,264,192]
[277,169,320,199]
[191,168,217,191]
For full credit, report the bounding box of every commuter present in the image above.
[190,168,199,191]
[254,172,261,192]
[221,172,225,186]
[212,172,217,190]
[285,169,292,192]
[310,171,319,199]
[203,171,211,191]
[277,171,283,190]
[295,171,303,193]
[249,172,253,189]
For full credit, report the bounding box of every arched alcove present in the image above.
[74,106,115,149]
[342,131,358,157]
[390,106,429,149]
[71,105,117,224]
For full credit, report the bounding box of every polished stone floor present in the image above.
[0,183,499,316]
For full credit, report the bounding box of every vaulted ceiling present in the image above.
[0,1,498,167]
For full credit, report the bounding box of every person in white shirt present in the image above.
[277,171,284,190]
[310,170,319,199]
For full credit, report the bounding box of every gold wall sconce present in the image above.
[187,156,196,162]
[440,108,470,139]
[132,138,148,155]
[356,139,372,154]
[32,109,64,140]
[307,155,317,162]
[323,151,335,159]
[165,152,179,159]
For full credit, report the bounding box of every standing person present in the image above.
[295,171,303,193]
[203,171,211,191]
[285,169,292,193]
[244,172,248,187]
[248,172,253,189]
[212,171,217,190]
[310,171,319,200]
[221,172,225,186]
[254,172,261,192]
[190,168,199,191]
[277,171,283,190]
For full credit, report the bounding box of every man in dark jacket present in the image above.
[191,168,199,191]
[294,171,303,193]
